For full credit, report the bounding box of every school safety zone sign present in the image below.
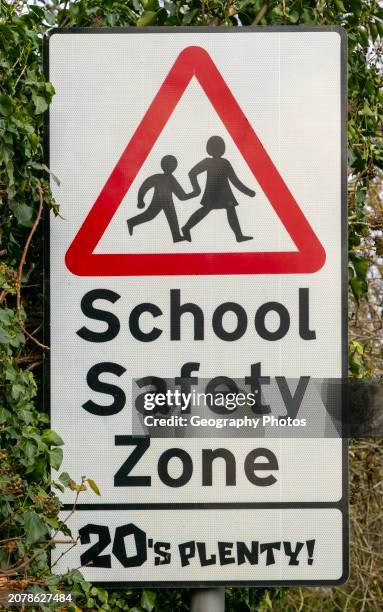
[46,28,348,586]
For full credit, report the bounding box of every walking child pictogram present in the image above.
[127,155,195,242]
[182,136,255,242]
[127,137,255,244]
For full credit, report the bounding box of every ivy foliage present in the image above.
[0,0,382,610]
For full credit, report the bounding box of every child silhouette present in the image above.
[182,136,255,242]
[127,155,195,242]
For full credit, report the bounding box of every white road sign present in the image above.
[46,27,348,586]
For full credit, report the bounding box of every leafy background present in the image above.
[0,0,382,610]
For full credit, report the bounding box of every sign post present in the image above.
[191,588,225,612]
[45,27,348,589]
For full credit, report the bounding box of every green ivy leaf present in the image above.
[9,201,34,227]
[350,276,368,300]
[334,0,346,12]
[0,309,13,325]
[41,429,64,446]
[59,471,71,486]
[353,257,369,279]
[32,94,49,115]
[23,510,48,545]
[288,11,300,23]
[28,162,60,185]
[23,440,38,464]
[141,589,157,611]
[0,93,13,116]
[0,327,11,343]
[45,516,60,529]
[49,447,63,470]
[143,0,159,10]
[0,406,12,423]
[44,10,57,26]
[137,11,157,26]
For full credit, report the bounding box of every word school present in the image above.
[77,287,316,343]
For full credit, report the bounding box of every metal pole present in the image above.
[183,379,225,612]
[191,588,225,612]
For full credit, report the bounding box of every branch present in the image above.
[50,536,80,569]
[0,477,86,577]
[16,185,49,350]
[252,4,268,25]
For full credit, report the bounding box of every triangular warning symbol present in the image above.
[65,46,325,276]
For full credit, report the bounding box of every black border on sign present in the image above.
[43,26,348,588]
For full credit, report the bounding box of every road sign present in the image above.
[46,27,348,586]
[65,45,325,276]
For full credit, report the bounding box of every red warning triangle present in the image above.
[65,46,325,276]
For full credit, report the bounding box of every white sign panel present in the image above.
[46,27,348,586]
